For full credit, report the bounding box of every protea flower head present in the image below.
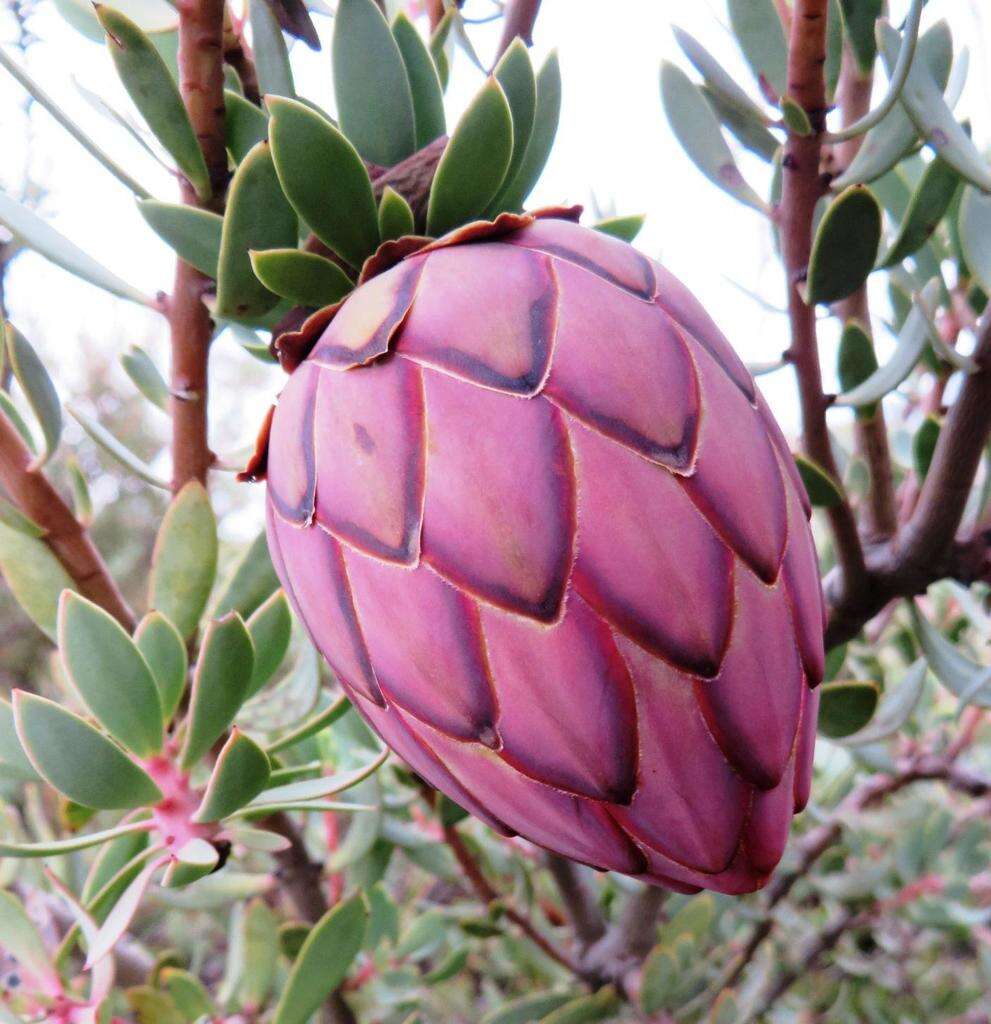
[257,209,824,894]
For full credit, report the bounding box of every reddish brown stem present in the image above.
[780,0,867,591]
[170,0,228,494]
[493,0,543,65]
[0,412,134,629]
[832,48,897,542]
[442,824,585,977]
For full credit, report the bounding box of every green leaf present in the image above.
[96,5,211,199]
[138,200,222,278]
[333,0,416,165]
[840,658,927,745]
[4,322,61,468]
[278,920,311,960]
[150,481,218,639]
[825,0,843,100]
[212,530,280,619]
[179,612,254,769]
[225,88,270,163]
[265,693,351,755]
[216,142,298,319]
[0,189,151,305]
[805,185,881,304]
[58,591,164,757]
[781,96,813,136]
[834,278,938,406]
[161,968,215,1021]
[0,697,39,782]
[0,45,152,199]
[65,457,92,527]
[246,589,292,696]
[910,600,991,707]
[879,21,991,191]
[121,345,169,410]
[879,157,960,267]
[272,894,367,1024]
[0,390,37,452]
[429,10,454,91]
[496,51,561,213]
[794,452,844,508]
[161,836,219,888]
[0,890,59,993]
[13,691,162,809]
[726,0,788,98]
[0,497,44,538]
[672,26,770,127]
[593,215,645,242]
[542,986,620,1024]
[0,820,151,859]
[378,186,416,242]
[86,854,164,966]
[249,249,354,309]
[268,96,380,269]
[959,185,991,296]
[426,78,514,236]
[81,828,150,905]
[702,86,779,162]
[912,414,942,479]
[391,11,445,148]
[247,748,387,809]
[424,945,468,985]
[194,728,270,822]
[249,0,294,98]
[233,898,280,1008]
[839,0,883,73]
[837,319,880,419]
[660,62,768,215]
[0,521,76,638]
[833,21,952,189]
[481,993,574,1024]
[818,680,880,739]
[67,404,170,488]
[486,39,536,216]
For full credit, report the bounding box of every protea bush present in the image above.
[261,210,824,893]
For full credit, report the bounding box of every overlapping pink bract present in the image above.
[264,214,825,894]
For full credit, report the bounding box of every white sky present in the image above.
[1,0,989,534]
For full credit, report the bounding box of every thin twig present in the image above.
[442,824,585,977]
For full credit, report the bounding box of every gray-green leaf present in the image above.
[250,248,354,309]
[58,591,164,756]
[805,185,881,304]
[150,480,218,638]
[269,97,379,269]
[97,5,211,199]
[333,0,416,165]
[13,691,162,808]
[426,78,514,236]
[660,62,768,215]
[179,612,254,768]
[392,11,445,148]
[138,200,223,278]
[194,728,271,822]
[134,611,188,722]
[4,322,61,468]
[216,141,298,319]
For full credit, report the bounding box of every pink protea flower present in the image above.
[260,210,824,894]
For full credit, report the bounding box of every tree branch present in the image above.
[544,854,607,948]
[824,309,991,647]
[170,0,228,494]
[493,0,543,65]
[0,411,134,629]
[780,0,867,591]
